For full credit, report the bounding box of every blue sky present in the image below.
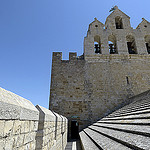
[0,0,150,108]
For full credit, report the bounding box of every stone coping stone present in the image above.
[36,105,56,122]
[53,112,62,122]
[60,115,68,122]
[0,87,39,120]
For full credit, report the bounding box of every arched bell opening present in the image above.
[94,35,101,54]
[126,35,137,54]
[108,35,118,54]
[115,16,123,29]
[144,35,150,54]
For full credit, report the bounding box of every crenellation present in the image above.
[52,52,62,62]
[69,52,77,60]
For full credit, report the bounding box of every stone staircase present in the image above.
[79,90,150,150]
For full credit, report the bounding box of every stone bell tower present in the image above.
[84,6,148,56]
[49,6,150,139]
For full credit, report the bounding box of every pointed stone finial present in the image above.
[114,5,118,9]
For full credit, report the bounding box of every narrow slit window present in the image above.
[126,76,129,84]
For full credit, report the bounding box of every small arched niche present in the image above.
[126,35,137,54]
[144,35,150,54]
[94,35,101,54]
[108,35,118,54]
[115,16,123,29]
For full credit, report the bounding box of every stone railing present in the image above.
[0,87,68,150]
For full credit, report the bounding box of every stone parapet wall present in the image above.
[0,87,39,149]
[35,106,68,150]
[0,87,68,150]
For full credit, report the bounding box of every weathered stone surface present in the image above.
[89,125,150,149]
[35,105,68,150]
[0,139,5,149]
[0,101,20,120]
[49,6,150,139]
[94,122,150,134]
[4,120,14,138]
[0,120,5,138]
[98,118,150,124]
[36,105,56,122]
[79,131,99,150]
[13,120,21,135]
[84,128,131,150]
[0,86,68,150]
[0,87,39,121]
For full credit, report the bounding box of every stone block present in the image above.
[29,121,34,132]
[20,107,39,121]
[33,121,38,131]
[0,139,5,149]
[0,101,20,120]
[0,87,39,121]
[24,121,30,133]
[24,132,34,145]
[0,120,5,138]
[15,134,24,148]
[13,120,21,135]
[4,136,14,150]
[4,120,14,138]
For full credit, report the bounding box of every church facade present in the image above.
[49,6,150,138]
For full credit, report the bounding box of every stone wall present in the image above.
[0,87,68,150]
[49,6,150,139]
[49,52,91,135]
[49,52,150,138]
[35,105,67,150]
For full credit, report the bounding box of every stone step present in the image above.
[89,125,150,150]
[108,102,150,115]
[93,122,150,136]
[98,118,150,125]
[79,131,99,150]
[105,109,150,119]
[84,128,131,150]
[108,106,150,117]
[108,99,150,117]
[102,112,150,121]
